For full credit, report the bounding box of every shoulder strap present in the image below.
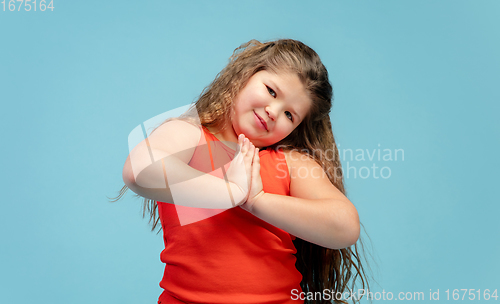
[201,126,216,171]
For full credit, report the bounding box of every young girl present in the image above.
[115,39,369,304]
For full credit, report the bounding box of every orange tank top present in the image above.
[157,126,303,304]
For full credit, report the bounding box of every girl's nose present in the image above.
[265,105,277,121]
[265,102,282,121]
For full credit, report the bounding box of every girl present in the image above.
[114,39,369,304]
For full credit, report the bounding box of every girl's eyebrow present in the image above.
[293,109,301,122]
[268,79,283,97]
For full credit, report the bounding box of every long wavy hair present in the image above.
[111,39,371,304]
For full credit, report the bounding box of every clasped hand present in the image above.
[225,134,264,212]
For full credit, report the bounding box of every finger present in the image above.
[252,148,260,174]
[244,143,254,164]
[238,134,243,145]
[236,134,243,154]
[254,148,260,163]
[249,142,255,155]
[242,137,249,154]
[245,142,256,162]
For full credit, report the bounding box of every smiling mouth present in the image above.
[254,111,268,131]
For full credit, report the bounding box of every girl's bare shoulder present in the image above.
[146,119,202,158]
[282,149,314,164]
[282,149,343,200]
[281,149,313,178]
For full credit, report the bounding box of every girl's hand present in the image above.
[225,134,255,206]
[240,136,265,213]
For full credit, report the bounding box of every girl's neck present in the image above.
[205,125,238,151]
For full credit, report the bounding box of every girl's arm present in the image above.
[243,150,360,250]
[122,120,253,209]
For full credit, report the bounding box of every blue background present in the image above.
[1,0,498,303]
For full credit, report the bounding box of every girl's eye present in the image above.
[285,111,293,122]
[266,86,276,98]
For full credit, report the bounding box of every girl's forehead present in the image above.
[254,70,300,86]
[254,70,306,94]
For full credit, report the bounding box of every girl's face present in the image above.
[230,70,312,148]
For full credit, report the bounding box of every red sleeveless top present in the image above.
[157,126,303,304]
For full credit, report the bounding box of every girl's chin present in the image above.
[251,139,271,149]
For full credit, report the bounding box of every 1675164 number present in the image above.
[1,0,54,11]
[445,289,498,301]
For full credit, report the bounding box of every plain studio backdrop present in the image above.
[1,1,498,303]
